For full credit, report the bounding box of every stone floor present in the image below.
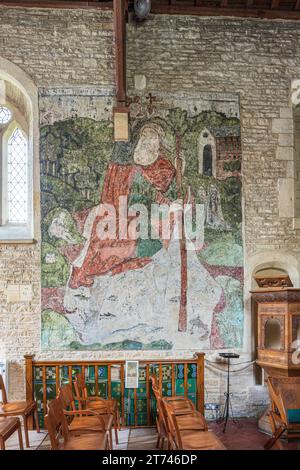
[3,427,130,450]
[2,419,300,450]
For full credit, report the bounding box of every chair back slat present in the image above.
[58,384,77,411]
[45,397,69,450]
[150,375,170,437]
[74,373,111,414]
[0,375,8,404]
[162,399,180,449]
[74,373,88,399]
[269,377,300,411]
[281,385,300,410]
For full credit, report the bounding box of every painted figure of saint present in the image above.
[69,122,176,289]
[63,121,221,349]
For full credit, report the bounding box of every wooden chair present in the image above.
[163,400,226,450]
[265,376,300,450]
[150,375,208,450]
[0,374,39,448]
[58,383,114,449]
[150,374,196,414]
[150,376,169,449]
[0,417,23,450]
[45,397,109,450]
[74,372,120,444]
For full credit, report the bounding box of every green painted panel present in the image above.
[33,361,200,428]
[98,382,107,398]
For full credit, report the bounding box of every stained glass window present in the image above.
[0,106,12,124]
[7,128,28,224]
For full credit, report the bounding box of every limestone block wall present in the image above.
[127,16,300,253]
[1,8,300,416]
[0,8,114,87]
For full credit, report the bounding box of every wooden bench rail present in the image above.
[25,353,205,429]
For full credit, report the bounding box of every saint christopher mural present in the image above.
[40,104,243,351]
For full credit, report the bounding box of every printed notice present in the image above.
[125,361,139,389]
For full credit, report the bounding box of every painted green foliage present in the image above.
[40,118,113,289]
[41,309,77,349]
[40,118,113,218]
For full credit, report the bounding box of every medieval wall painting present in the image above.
[40,89,243,351]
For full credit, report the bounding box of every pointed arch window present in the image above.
[0,106,11,124]
[0,100,32,239]
[7,128,28,224]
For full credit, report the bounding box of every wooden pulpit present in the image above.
[251,277,300,377]
[251,276,300,434]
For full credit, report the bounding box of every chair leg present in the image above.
[109,428,113,450]
[23,414,30,448]
[34,406,40,433]
[264,426,285,450]
[117,408,121,431]
[156,435,161,449]
[160,437,165,450]
[114,414,119,445]
[0,437,5,450]
[18,423,24,450]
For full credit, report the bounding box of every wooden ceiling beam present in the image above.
[0,1,113,9]
[270,0,280,9]
[150,3,300,20]
[1,0,300,20]
[113,0,126,106]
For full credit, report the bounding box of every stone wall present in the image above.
[2,8,300,416]
[0,8,114,87]
[127,15,300,253]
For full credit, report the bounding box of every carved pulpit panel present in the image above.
[251,285,300,377]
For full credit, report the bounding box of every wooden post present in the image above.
[146,365,150,426]
[175,133,188,332]
[24,355,34,403]
[184,363,188,398]
[196,353,205,414]
[121,363,125,427]
[24,355,34,429]
[113,0,127,106]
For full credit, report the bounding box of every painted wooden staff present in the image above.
[175,132,188,332]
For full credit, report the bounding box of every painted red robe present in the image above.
[69,156,176,289]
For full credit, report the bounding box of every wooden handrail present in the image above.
[25,353,205,429]
[26,355,204,367]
